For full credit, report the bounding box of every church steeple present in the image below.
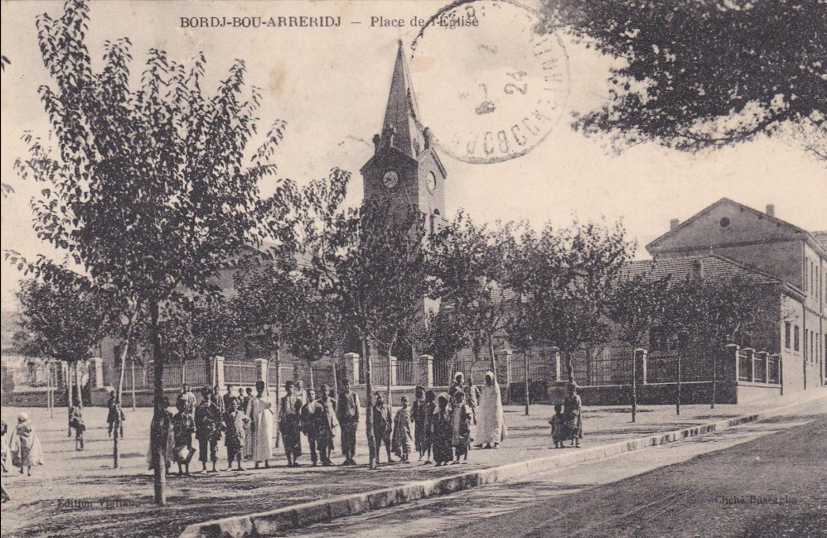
[361,39,446,228]
[378,39,425,159]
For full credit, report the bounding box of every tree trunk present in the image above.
[75,361,83,409]
[710,348,717,410]
[131,359,137,412]
[150,299,166,506]
[675,353,682,416]
[66,361,73,437]
[523,352,530,416]
[387,344,393,414]
[631,349,637,423]
[308,360,315,390]
[566,351,575,384]
[331,360,339,396]
[273,347,281,449]
[362,337,376,469]
[113,328,134,469]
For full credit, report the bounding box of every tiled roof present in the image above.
[623,254,780,285]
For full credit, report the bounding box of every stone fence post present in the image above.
[726,343,740,381]
[342,352,360,385]
[389,356,398,386]
[255,358,268,387]
[88,357,104,390]
[418,354,434,387]
[209,356,225,388]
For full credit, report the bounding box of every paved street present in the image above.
[294,396,827,537]
[1,394,825,537]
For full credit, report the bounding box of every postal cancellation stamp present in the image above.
[412,0,570,164]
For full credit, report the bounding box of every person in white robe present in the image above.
[247,380,274,468]
[475,370,506,448]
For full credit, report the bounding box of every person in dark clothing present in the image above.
[195,387,224,473]
[107,392,126,439]
[431,393,453,466]
[336,379,360,465]
[172,399,196,475]
[224,397,248,471]
[372,393,393,465]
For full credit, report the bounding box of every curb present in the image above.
[180,393,827,538]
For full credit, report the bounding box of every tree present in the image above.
[14,273,113,432]
[309,192,429,468]
[541,0,826,160]
[607,266,671,421]
[429,213,518,390]
[12,0,286,505]
[1,53,12,197]
[667,274,781,410]
[520,220,633,385]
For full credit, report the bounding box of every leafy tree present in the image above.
[309,191,429,468]
[520,220,632,384]
[541,0,826,161]
[429,213,518,384]
[607,266,671,421]
[1,53,12,197]
[14,273,114,428]
[10,0,286,504]
[661,273,782,411]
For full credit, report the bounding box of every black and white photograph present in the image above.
[0,1,825,536]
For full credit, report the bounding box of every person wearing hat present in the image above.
[172,397,196,475]
[195,387,224,473]
[336,378,360,466]
[279,380,302,467]
[315,384,339,466]
[562,382,583,448]
[247,380,274,469]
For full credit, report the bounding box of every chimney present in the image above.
[766,204,775,217]
[669,218,680,231]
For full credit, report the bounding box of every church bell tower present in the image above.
[361,40,447,235]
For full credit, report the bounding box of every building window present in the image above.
[784,322,791,349]
[794,325,800,352]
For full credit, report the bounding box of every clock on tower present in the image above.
[360,40,447,229]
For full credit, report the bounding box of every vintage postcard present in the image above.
[1,1,825,537]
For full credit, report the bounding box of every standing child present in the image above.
[422,390,437,464]
[69,399,86,451]
[431,394,453,466]
[224,398,249,471]
[450,391,472,464]
[549,404,565,448]
[315,384,339,466]
[9,413,44,476]
[392,396,414,463]
[279,381,303,467]
[300,388,321,466]
[411,387,428,462]
[372,394,394,464]
[172,400,196,476]
[195,387,224,473]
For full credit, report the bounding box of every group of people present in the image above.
[549,383,584,448]
[144,370,510,474]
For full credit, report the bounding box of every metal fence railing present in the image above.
[753,354,767,383]
[396,359,415,386]
[768,355,780,384]
[738,349,753,382]
[265,364,292,387]
[225,360,258,385]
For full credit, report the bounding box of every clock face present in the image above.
[426,171,437,193]
[382,170,399,189]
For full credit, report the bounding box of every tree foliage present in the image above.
[8,0,287,505]
[15,274,113,364]
[541,0,827,159]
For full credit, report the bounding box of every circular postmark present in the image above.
[411,0,570,164]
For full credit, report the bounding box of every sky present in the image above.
[1,0,826,307]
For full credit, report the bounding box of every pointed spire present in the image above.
[380,39,424,159]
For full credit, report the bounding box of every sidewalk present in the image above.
[2,390,825,538]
